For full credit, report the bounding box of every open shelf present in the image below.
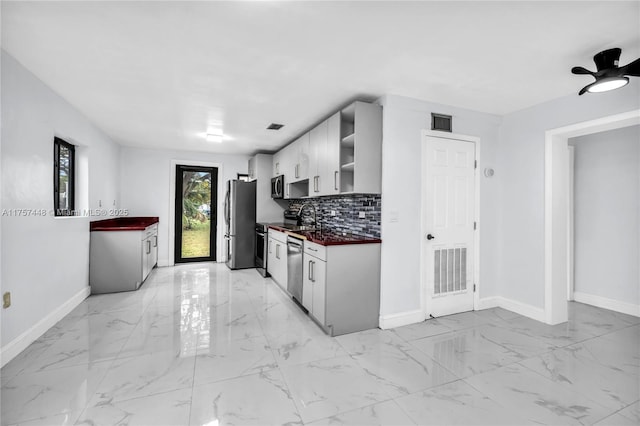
[341,133,355,146]
[340,162,355,171]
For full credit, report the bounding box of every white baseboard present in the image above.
[494,296,546,322]
[0,286,90,367]
[379,296,545,330]
[477,296,500,310]
[379,309,426,329]
[574,291,640,318]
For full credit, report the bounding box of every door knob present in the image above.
[426,234,435,240]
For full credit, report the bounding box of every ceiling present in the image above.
[2,1,639,155]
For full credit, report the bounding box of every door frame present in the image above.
[174,164,218,264]
[544,109,640,324]
[169,160,223,266]
[567,144,575,302]
[420,130,481,318]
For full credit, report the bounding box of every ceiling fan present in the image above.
[571,48,640,95]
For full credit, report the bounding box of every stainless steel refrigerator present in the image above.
[224,179,256,269]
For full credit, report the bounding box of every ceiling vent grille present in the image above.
[431,113,452,132]
[267,123,284,130]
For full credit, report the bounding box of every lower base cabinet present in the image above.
[267,229,288,292]
[302,240,380,336]
[302,252,326,325]
[90,223,158,294]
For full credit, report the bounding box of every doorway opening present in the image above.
[544,109,640,324]
[421,131,480,318]
[174,165,218,263]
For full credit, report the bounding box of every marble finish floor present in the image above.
[1,263,639,425]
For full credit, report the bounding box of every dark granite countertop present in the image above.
[268,224,381,246]
[90,216,159,231]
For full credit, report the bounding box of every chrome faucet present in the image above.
[297,202,319,230]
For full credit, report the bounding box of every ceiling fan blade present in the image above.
[620,57,640,77]
[578,84,590,96]
[571,66,595,75]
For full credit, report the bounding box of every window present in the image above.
[54,137,75,216]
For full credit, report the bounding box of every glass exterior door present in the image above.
[175,165,218,263]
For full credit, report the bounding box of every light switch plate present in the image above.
[330,210,336,216]
[358,212,366,219]
[389,210,399,222]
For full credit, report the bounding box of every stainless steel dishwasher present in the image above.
[287,236,304,305]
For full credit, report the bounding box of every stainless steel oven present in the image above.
[255,223,269,277]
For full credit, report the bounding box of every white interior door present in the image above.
[423,135,476,317]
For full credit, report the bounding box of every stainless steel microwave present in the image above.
[271,175,284,199]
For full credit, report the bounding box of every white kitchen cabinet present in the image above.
[308,120,327,196]
[302,246,326,325]
[267,229,288,292]
[286,133,310,183]
[248,156,256,181]
[142,227,158,281]
[273,150,283,177]
[90,221,158,294]
[302,240,380,336]
[309,112,341,196]
[325,112,341,196]
[272,101,381,198]
[339,101,382,194]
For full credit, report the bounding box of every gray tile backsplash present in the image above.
[288,194,381,238]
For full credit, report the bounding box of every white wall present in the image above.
[378,95,502,321]
[569,125,639,307]
[118,146,250,266]
[498,83,640,310]
[1,52,121,355]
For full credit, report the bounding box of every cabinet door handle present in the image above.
[276,244,280,259]
[295,164,299,178]
[146,240,151,254]
[286,183,290,198]
[308,247,317,252]
[334,171,339,190]
[276,162,279,175]
[314,176,319,192]
[308,260,313,281]
[311,260,315,282]
[153,235,157,247]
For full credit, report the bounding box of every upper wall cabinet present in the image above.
[273,100,382,197]
[309,112,341,196]
[290,133,310,183]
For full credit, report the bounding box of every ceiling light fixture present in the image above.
[206,133,223,143]
[571,47,639,95]
[267,123,284,130]
[206,129,223,143]
[585,76,629,93]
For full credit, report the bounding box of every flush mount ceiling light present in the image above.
[267,123,284,130]
[571,47,639,95]
[206,129,223,143]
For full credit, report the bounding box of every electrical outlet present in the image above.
[330,210,336,216]
[358,212,366,219]
[3,292,11,309]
